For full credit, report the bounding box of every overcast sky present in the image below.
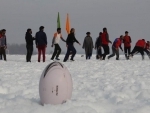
[0,0,150,53]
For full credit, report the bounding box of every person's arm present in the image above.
[45,33,47,47]
[5,36,7,48]
[73,35,80,45]
[91,37,94,48]
[106,33,112,44]
[129,36,132,43]
[82,37,86,49]
[95,37,98,49]
[60,34,66,42]
[35,33,38,46]
[119,45,123,51]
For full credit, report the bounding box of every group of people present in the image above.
[0,29,7,61]
[1,26,149,62]
[25,26,150,62]
[94,28,150,60]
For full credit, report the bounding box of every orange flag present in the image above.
[66,13,70,34]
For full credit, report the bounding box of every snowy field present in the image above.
[0,54,150,113]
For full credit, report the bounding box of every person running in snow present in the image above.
[51,28,66,61]
[123,31,132,60]
[0,29,7,61]
[82,32,94,60]
[129,39,146,60]
[25,28,35,62]
[143,41,150,59]
[35,26,47,62]
[63,28,81,62]
[108,35,123,60]
[101,28,112,60]
[95,32,102,60]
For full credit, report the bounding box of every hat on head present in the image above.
[125,31,128,33]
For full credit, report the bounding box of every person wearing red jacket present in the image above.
[101,28,112,60]
[129,39,146,60]
[143,41,150,59]
[123,31,132,59]
[108,35,123,60]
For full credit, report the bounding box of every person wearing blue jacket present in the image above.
[35,26,47,62]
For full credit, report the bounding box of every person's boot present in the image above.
[55,57,60,60]
[125,54,128,60]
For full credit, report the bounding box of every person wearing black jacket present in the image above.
[25,29,35,62]
[63,28,81,62]
[95,32,102,59]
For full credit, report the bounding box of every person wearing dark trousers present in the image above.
[95,32,102,59]
[123,31,132,59]
[101,28,112,60]
[25,28,35,62]
[63,28,81,62]
[129,39,146,60]
[0,29,7,61]
[108,35,123,60]
[51,28,66,60]
[35,26,47,62]
[82,32,94,60]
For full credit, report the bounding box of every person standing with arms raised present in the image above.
[35,26,47,62]
[101,28,112,60]
[51,28,66,61]
[123,31,132,59]
[63,28,81,62]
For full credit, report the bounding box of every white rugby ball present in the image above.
[39,62,73,105]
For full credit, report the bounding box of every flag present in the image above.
[57,12,61,28]
[66,13,70,34]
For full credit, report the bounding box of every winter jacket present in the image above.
[145,43,150,49]
[25,32,35,46]
[95,36,102,49]
[135,39,146,48]
[35,31,47,46]
[112,38,122,50]
[0,35,7,47]
[101,32,110,45]
[66,33,79,45]
[123,36,131,47]
[83,36,94,55]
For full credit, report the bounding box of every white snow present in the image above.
[0,54,150,113]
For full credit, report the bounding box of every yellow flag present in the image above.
[66,13,70,34]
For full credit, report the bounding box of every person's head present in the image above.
[2,29,6,35]
[99,32,102,36]
[142,39,145,42]
[125,31,128,36]
[103,27,107,32]
[39,26,44,31]
[86,32,90,36]
[27,28,32,34]
[57,28,61,33]
[120,35,124,40]
[70,28,75,33]
[148,41,150,44]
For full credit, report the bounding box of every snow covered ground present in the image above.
[0,54,150,113]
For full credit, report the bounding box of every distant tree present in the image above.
[7,43,37,55]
